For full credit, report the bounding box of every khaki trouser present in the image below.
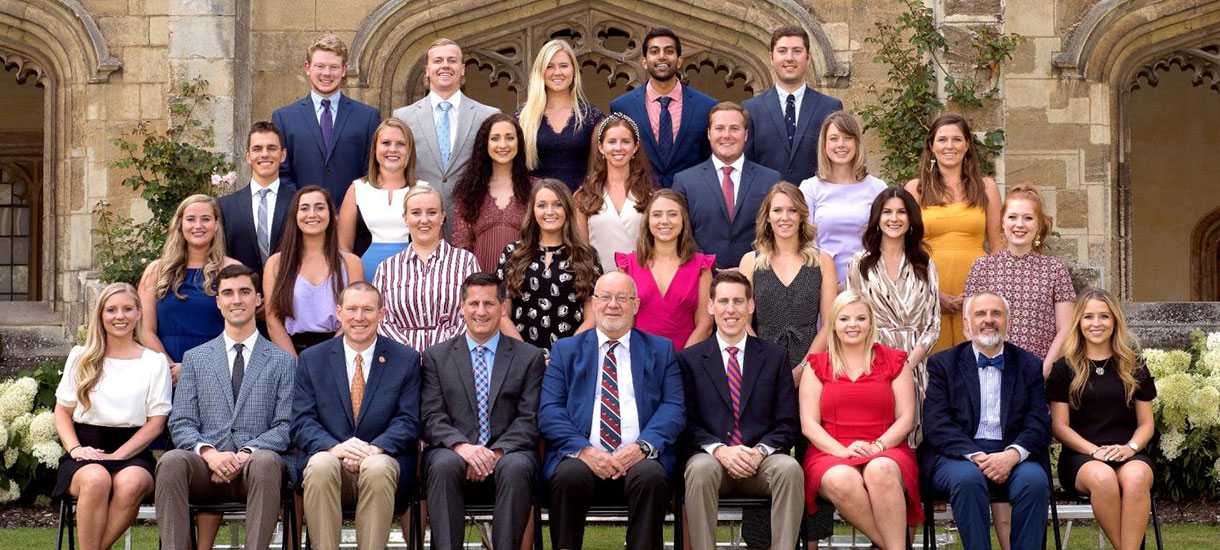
[684,452,805,550]
[302,452,399,550]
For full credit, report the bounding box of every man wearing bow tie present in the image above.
[920,292,1051,550]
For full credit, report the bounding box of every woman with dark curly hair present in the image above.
[496,179,601,351]
[451,113,533,272]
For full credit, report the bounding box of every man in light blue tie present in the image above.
[920,292,1052,550]
[420,272,545,550]
[394,38,499,238]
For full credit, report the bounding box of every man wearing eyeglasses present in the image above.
[539,271,685,550]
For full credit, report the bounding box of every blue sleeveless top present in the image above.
[155,268,225,363]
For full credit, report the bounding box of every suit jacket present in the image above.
[420,333,546,453]
[217,182,297,276]
[169,334,296,453]
[742,87,843,184]
[538,328,685,479]
[920,341,1052,468]
[610,83,717,188]
[393,95,499,238]
[673,158,782,270]
[271,93,380,207]
[677,335,798,455]
[291,336,421,495]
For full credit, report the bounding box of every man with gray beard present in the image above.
[919,292,1051,550]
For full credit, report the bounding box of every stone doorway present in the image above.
[0,59,46,301]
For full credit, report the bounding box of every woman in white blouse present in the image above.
[53,282,173,550]
[574,113,656,268]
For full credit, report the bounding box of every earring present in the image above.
[929,158,937,170]
[1034,236,1042,247]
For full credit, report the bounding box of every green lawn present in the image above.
[0,522,1212,549]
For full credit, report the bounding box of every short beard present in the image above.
[974,332,1004,349]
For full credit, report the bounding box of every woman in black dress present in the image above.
[496,178,601,352]
[1047,288,1156,550]
[517,39,605,191]
[53,282,173,550]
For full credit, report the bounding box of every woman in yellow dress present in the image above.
[904,114,1001,354]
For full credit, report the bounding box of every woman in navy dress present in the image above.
[517,39,605,191]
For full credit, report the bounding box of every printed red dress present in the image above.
[802,343,923,524]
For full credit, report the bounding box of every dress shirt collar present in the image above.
[711,154,745,174]
[716,331,747,354]
[310,90,341,111]
[250,178,280,195]
[343,337,377,370]
[972,343,1004,362]
[596,328,632,352]
[429,90,464,111]
[645,79,683,103]
[223,330,260,368]
[466,331,501,355]
[776,83,807,104]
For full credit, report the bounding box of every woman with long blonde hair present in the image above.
[1047,289,1156,550]
[138,194,241,379]
[53,283,173,550]
[517,39,605,191]
[799,291,921,549]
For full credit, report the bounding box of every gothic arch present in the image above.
[347,0,848,111]
[0,0,120,84]
[1192,207,1220,301]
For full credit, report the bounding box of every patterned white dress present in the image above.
[847,250,941,446]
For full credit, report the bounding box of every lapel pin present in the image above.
[379,356,386,363]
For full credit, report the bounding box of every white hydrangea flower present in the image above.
[1154,373,1198,431]
[26,409,57,447]
[8,412,32,443]
[31,441,63,468]
[1207,332,1220,353]
[0,479,19,504]
[1187,385,1220,429]
[0,419,7,451]
[0,377,38,423]
[1200,350,1220,377]
[1160,429,1186,460]
[3,447,17,468]
[1212,458,1220,483]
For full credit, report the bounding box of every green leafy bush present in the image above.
[94,79,235,285]
[1143,330,1220,501]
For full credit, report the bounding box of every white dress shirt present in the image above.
[249,178,280,235]
[343,337,376,388]
[310,90,341,124]
[775,84,807,126]
[967,344,1029,462]
[429,90,464,153]
[710,154,746,207]
[589,330,640,452]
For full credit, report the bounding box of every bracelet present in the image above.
[68,445,81,457]
[1089,447,1101,457]
[872,439,886,451]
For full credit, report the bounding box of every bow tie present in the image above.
[977,354,1004,371]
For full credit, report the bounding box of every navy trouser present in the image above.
[928,439,1049,550]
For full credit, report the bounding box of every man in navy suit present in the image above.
[539,271,685,550]
[921,292,1051,550]
[291,282,420,550]
[679,271,803,550]
[610,27,717,188]
[673,102,782,270]
[743,25,843,184]
[271,34,380,207]
[218,122,296,277]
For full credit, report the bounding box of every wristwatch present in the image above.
[637,440,657,459]
[1126,442,1139,452]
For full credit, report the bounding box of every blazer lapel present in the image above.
[445,100,477,177]
[325,95,356,161]
[629,87,662,168]
[413,100,444,175]
[487,336,514,408]
[232,185,258,254]
[732,162,759,229]
[357,339,392,431]
[329,342,356,429]
[629,331,649,420]
[999,344,1017,429]
[233,336,269,413]
[450,337,479,418]
[210,337,235,417]
[270,184,294,252]
[296,97,328,161]
[671,85,699,161]
[789,89,820,161]
[698,339,732,410]
[737,337,763,410]
[760,89,793,158]
[958,345,982,430]
[577,331,599,436]
[702,162,732,222]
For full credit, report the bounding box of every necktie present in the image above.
[598,340,622,451]
[721,166,735,220]
[320,98,333,150]
[726,346,744,446]
[473,346,491,446]
[977,353,1005,371]
[437,101,453,171]
[231,343,245,402]
[256,187,271,260]
[656,96,674,162]
[784,93,796,143]
[351,353,366,422]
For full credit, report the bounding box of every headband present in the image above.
[597,112,641,144]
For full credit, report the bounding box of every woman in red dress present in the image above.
[800,290,921,549]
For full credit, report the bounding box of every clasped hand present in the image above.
[1093,444,1135,462]
[202,447,246,484]
[454,443,503,482]
[713,445,763,480]
[972,449,1019,483]
[841,440,882,459]
[579,443,646,480]
[329,437,382,473]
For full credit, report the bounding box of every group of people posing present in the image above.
[53,23,1157,550]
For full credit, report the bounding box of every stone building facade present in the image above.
[0,0,1217,355]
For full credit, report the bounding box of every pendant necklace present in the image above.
[1095,361,1106,376]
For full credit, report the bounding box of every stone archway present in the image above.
[346,0,848,114]
[1192,207,1220,301]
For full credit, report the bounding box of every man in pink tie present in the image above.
[673,102,782,270]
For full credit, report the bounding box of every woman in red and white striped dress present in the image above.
[374,185,480,351]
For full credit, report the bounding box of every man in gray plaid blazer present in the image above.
[155,264,296,550]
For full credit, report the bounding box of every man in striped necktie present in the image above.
[677,271,804,550]
[539,272,685,550]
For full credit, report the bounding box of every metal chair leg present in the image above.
[1150,495,1164,550]
[55,499,70,550]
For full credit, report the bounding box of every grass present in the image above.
[0,522,1215,549]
